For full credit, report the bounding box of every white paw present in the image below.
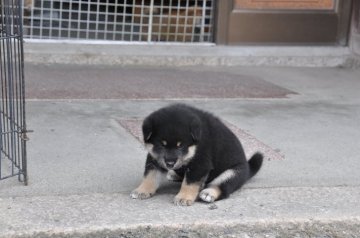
[173,196,195,206]
[199,188,218,203]
[130,190,154,200]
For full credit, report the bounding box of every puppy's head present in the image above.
[142,107,201,170]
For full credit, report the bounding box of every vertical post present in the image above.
[147,0,155,42]
[200,0,207,42]
[215,0,231,45]
[350,0,360,55]
[18,0,28,185]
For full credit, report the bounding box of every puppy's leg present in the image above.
[130,169,160,199]
[200,166,249,203]
[174,177,202,206]
[130,155,162,200]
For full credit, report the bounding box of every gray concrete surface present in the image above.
[1,65,360,237]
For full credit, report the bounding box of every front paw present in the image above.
[174,195,195,206]
[130,189,154,200]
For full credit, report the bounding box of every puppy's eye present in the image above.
[176,141,182,148]
[161,140,167,146]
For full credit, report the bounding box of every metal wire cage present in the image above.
[22,0,214,43]
[0,0,28,184]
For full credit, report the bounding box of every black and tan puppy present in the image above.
[130,104,263,206]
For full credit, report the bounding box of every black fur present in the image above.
[141,104,263,202]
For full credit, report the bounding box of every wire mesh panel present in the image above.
[0,0,28,184]
[22,0,214,43]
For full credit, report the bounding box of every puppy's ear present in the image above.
[190,118,201,143]
[142,117,153,142]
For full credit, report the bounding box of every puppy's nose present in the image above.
[165,161,175,168]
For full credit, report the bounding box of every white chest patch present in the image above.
[144,143,153,152]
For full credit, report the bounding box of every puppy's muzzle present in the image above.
[164,157,177,169]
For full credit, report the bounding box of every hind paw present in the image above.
[199,187,221,203]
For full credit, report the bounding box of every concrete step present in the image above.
[1,186,359,237]
[24,41,358,68]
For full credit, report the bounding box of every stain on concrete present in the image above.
[25,64,296,99]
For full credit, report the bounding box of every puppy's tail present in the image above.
[248,152,263,178]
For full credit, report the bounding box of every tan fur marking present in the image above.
[212,186,221,198]
[174,179,201,206]
[209,186,221,198]
[137,170,158,193]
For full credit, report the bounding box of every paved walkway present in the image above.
[0,64,360,237]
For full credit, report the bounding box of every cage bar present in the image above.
[0,0,28,184]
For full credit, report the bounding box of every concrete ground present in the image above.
[1,63,360,237]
